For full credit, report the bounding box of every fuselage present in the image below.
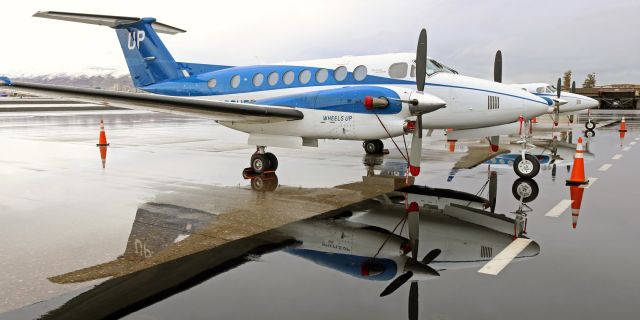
[141,53,552,141]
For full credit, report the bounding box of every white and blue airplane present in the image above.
[0,11,555,178]
[492,51,599,127]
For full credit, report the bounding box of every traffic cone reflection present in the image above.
[98,146,108,169]
[447,140,456,152]
[569,186,585,229]
[97,120,109,146]
[566,137,589,186]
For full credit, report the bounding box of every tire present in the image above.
[374,139,384,153]
[585,129,595,138]
[585,121,596,130]
[265,152,278,171]
[512,178,539,203]
[513,154,540,178]
[250,154,270,174]
[364,140,381,154]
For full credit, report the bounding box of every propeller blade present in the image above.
[408,202,420,260]
[409,282,419,320]
[380,271,413,297]
[422,248,442,264]
[489,171,497,213]
[409,115,423,176]
[494,50,502,83]
[571,81,576,93]
[416,29,427,92]
[556,78,562,99]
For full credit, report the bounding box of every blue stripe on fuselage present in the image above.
[256,86,402,114]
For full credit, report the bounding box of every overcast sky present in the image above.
[1,0,638,85]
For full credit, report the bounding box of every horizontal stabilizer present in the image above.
[33,11,186,34]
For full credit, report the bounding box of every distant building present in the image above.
[575,84,640,109]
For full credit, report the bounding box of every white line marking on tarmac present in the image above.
[598,163,613,171]
[623,147,631,151]
[631,142,637,145]
[545,199,574,217]
[580,177,598,189]
[478,238,533,275]
[612,154,623,160]
[635,137,640,141]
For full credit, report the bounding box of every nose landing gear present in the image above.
[513,118,540,179]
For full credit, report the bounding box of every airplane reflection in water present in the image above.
[5,171,543,320]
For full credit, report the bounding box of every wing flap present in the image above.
[3,81,304,123]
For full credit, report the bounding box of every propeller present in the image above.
[409,29,428,176]
[408,29,446,176]
[494,50,502,83]
[571,80,576,93]
[552,78,568,126]
[380,201,440,297]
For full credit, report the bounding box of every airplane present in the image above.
[0,11,554,179]
[492,50,599,128]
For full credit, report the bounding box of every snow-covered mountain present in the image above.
[10,67,135,92]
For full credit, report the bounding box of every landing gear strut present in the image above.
[585,109,595,130]
[513,118,540,179]
[363,139,384,155]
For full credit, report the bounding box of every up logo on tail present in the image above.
[127,30,145,50]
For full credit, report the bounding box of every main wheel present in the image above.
[585,121,596,130]
[250,154,270,174]
[265,152,278,171]
[513,154,540,178]
[512,178,539,203]
[363,140,383,154]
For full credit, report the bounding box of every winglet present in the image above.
[0,76,11,86]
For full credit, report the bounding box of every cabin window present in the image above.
[316,69,329,83]
[353,65,367,81]
[334,66,348,81]
[207,78,217,88]
[283,70,295,85]
[268,72,279,86]
[253,73,264,86]
[388,62,408,78]
[230,75,241,88]
[410,64,416,78]
[536,87,545,93]
[299,69,311,84]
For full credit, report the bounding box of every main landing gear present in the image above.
[363,139,384,155]
[244,146,278,176]
[513,118,541,179]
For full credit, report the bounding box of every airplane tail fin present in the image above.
[33,11,187,88]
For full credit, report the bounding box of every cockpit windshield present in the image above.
[545,85,556,94]
[410,59,458,77]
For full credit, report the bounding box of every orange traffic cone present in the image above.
[566,137,589,186]
[98,146,108,169]
[447,140,456,152]
[569,186,585,229]
[97,120,109,146]
[619,116,628,133]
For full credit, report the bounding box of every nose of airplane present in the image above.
[521,91,553,119]
[585,97,599,109]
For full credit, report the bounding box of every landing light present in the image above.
[364,96,389,110]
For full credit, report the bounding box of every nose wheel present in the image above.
[513,118,540,178]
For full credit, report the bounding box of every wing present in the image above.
[1,80,304,123]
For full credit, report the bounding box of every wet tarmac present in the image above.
[1,109,639,319]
